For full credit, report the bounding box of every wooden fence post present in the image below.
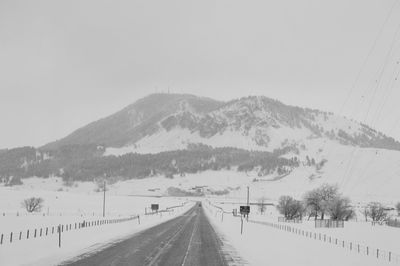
[19,231,22,240]
[0,234,3,244]
[58,225,61,248]
[10,232,13,243]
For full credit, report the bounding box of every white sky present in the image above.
[0,0,400,149]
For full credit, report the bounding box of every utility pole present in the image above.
[246,186,250,222]
[247,186,249,206]
[240,215,243,234]
[103,181,106,217]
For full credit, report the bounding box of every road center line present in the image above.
[181,210,199,266]
[147,209,196,266]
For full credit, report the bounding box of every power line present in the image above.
[337,0,400,189]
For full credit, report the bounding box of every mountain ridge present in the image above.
[43,93,224,150]
[43,93,400,153]
[1,93,400,202]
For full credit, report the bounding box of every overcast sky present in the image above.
[1,0,400,149]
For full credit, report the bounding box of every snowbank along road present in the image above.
[60,203,232,266]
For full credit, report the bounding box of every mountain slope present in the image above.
[43,93,224,149]
[101,95,400,155]
[1,93,400,202]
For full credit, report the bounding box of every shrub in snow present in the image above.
[276,196,304,220]
[5,176,23,186]
[364,202,388,222]
[326,196,355,221]
[22,197,44,213]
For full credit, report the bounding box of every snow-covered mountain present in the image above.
[44,93,400,154]
[2,93,400,202]
[44,94,223,149]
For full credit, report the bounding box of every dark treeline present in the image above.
[0,144,299,183]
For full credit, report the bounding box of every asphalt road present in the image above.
[61,204,230,266]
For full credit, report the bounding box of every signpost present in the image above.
[240,205,250,216]
[151,204,159,212]
[241,215,243,234]
[239,205,250,234]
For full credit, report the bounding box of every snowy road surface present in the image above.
[60,204,232,266]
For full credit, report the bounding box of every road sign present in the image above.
[151,204,159,212]
[240,206,250,215]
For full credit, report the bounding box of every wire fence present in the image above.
[249,220,400,264]
[0,215,140,246]
[205,202,400,265]
[0,202,189,247]
[0,211,136,217]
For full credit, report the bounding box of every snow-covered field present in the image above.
[1,144,399,266]
[205,201,399,266]
[209,200,400,256]
[6,141,400,209]
[0,203,194,266]
[104,135,400,204]
[0,180,187,232]
[0,180,195,265]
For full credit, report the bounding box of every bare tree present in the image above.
[258,197,267,214]
[327,196,355,221]
[317,184,339,219]
[363,206,369,222]
[365,202,388,222]
[303,189,321,220]
[303,183,339,220]
[277,196,304,220]
[22,197,44,213]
